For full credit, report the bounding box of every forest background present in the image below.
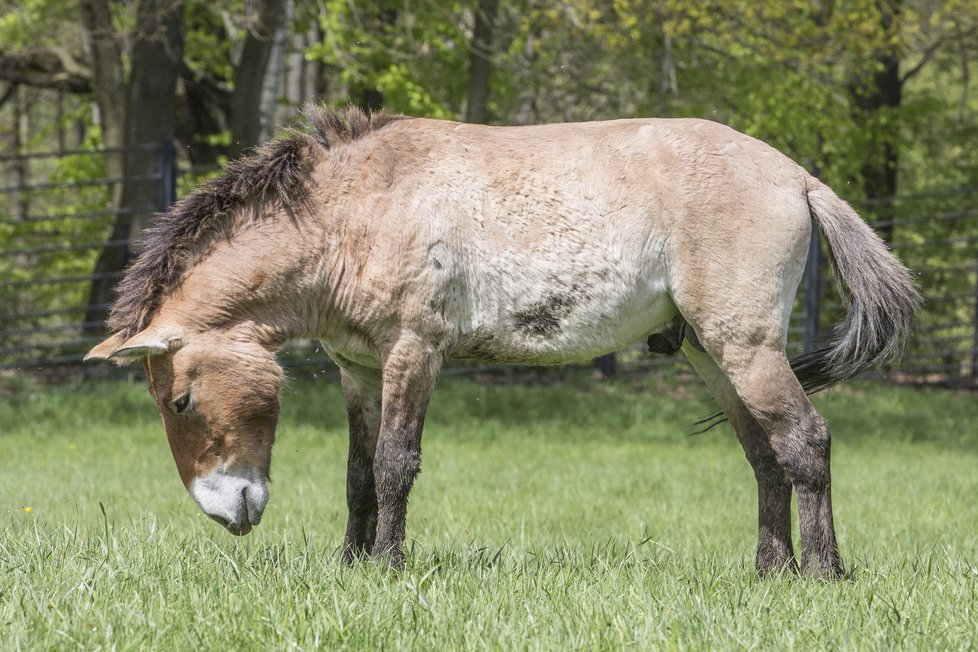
[1,0,977,373]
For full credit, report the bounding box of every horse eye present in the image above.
[173,393,192,414]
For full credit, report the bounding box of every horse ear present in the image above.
[84,329,172,363]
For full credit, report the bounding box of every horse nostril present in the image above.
[242,482,269,526]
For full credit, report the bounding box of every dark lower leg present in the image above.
[372,435,421,567]
[343,436,378,560]
[789,422,843,577]
[735,417,797,574]
[340,372,381,563]
[796,486,842,577]
[724,348,844,579]
[767,407,843,578]
[752,459,796,573]
[370,338,439,568]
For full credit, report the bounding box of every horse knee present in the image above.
[729,354,832,491]
[769,408,831,490]
[374,437,421,500]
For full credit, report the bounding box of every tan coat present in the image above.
[87,107,918,577]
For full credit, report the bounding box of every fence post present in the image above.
[595,353,617,378]
[972,251,978,377]
[159,137,177,212]
[803,227,823,353]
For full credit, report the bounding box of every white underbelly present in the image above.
[451,261,676,364]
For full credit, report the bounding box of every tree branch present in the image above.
[901,24,978,84]
[0,51,92,93]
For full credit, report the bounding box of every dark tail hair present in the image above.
[790,178,921,393]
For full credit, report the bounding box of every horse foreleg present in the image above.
[371,336,442,568]
[682,343,797,575]
[340,365,383,563]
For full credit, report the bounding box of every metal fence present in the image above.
[816,187,978,383]
[1,142,176,372]
[2,143,977,385]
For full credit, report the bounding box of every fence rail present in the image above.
[2,142,977,386]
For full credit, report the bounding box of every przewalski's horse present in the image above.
[86,106,918,578]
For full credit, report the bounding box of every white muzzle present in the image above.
[189,467,269,536]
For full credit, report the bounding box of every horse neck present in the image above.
[166,215,333,347]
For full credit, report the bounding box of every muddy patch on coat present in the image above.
[514,292,578,337]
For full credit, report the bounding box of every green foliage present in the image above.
[0,0,77,49]
[645,0,978,195]
[305,0,468,117]
[2,0,978,371]
[183,1,238,82]
[0,107,114,363]
[1,378,977,648]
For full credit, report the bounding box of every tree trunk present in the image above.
[463,0,499,124]
[122,0,184,236]
[179,72,230,167]
[229,0,288,158]
[852,53,901,243]
[84,0,184,336]
[260,0,291,141]
[849,0,903,244]
[80,0,126,335]
[12,85,29,219]
[79,0,125,156]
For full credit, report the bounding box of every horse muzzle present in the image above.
[189,467,269,536]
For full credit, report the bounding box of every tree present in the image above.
[1,0,293,334]
[4,0,978,356]
[228,0,289,158]
[464,0,500,123]
[659,0,978,201]
[179,0,290,164]
[305,0,468,118]
[81,0,185,333]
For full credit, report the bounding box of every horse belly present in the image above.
[452,262,677,365]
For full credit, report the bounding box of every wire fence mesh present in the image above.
[2,143,976,385]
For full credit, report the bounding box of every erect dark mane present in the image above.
[303,103,405,150]
[108,105,406,338]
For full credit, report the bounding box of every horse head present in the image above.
[86,324,282,535]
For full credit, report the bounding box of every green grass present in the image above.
[1,372,977,650]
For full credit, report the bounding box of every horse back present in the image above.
[323,117,813,364]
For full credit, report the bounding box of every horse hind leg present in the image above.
[682,342,798,575]
[712,341,844,578]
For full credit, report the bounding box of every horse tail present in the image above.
[790,177,921,394]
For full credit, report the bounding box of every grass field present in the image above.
[1,371,977,650]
